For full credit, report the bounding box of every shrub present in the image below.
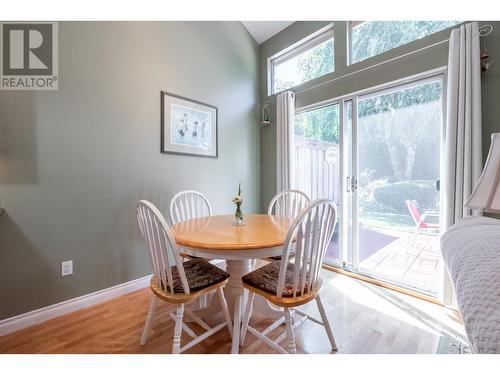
[373,180,438,214]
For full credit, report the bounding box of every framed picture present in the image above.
[161,91,218,158]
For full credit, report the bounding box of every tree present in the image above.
[295,104,339,144]
[298,39,334,83]
[358,99,441,181]
[295,40,339,143]
[352,21,459,63]
[292,22,450,178]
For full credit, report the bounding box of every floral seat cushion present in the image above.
[163,259,229,294]
[242,261,311,297]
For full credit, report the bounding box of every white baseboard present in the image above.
[0,274,152,336]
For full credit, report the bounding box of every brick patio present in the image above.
[359,228,440,295]
[326,226,440,296]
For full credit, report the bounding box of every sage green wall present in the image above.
[0,21,260,319]
[480,21,500,219]
[258,21,500,213]
[481,22,500,160]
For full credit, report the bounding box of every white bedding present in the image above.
[441,216,500,353]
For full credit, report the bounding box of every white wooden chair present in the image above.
[170,190,221,309]
[240,199,338,354]
[169,190,212,225]
[265,189,310,261]
[268,189,310,219]
[136,200,232,354]
[169,190,213,261]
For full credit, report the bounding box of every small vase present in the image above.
[234,204,244,225]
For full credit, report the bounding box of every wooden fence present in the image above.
[294,136,340,203]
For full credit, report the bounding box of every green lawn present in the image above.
[359,211,416,233]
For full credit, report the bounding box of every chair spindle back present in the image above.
[277,199,337,298]
[170,190,212,225]
[268,190,311,220]
[136,200,190,295]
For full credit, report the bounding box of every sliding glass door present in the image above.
[354,76,443,296]
[292,74,444,296]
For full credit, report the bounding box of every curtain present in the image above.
[276,91,295,192]
[441,21,482,305]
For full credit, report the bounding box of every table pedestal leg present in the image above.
[224,259,253,354]
[224,259,253,315]
[186,258,283,352]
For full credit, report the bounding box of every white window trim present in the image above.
[268,23,334,95]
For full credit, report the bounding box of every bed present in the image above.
[441,215,500,353]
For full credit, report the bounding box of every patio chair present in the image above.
[405,200,440,233]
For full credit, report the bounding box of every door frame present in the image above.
[294,67,448,297]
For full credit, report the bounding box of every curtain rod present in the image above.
[294,23,494,96]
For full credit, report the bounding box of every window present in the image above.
[350,21,461,64]
[270,25,334,94]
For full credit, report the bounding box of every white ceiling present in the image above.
[242,21,294,44]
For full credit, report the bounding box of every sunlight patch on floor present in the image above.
[328,274,465,340]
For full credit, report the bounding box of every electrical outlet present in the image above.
[61,260,73,276]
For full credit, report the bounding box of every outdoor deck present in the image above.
[359,228,440,294]
[326,227,440,295]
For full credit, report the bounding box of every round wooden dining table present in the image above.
[171,213,292,353]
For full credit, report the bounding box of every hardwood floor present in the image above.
[0,269,466,354]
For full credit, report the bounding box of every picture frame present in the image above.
[161,91,218,158]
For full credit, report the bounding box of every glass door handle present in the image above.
[346,176,357,192]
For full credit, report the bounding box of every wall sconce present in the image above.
[260,103,271,127]
[480,24,494,75]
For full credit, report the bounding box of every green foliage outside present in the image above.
[295,104,340,144]
[291,22,453,231]
[298,39,335,85]
[274,39,334,94]
[374,180,437,213]
[360,211,416,233]
[352,21,460,63]
[291,21,457,143]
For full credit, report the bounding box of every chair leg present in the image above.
[315,295,337,351]
[240,292,255,346]
[217,287,233,338]
[284,307,297,354]
[199,294,208,309]
[172,304,184,354]
[140,295,158,345]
